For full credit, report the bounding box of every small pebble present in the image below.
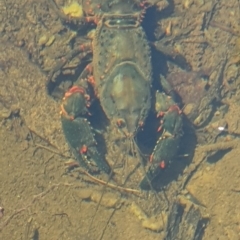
[38,35,48,46]
[0,107,11,119]
[0,207,4,218]
[45,35,55,47]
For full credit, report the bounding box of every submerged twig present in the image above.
[196,139,239,153]
[209,21,240,36]
[78,168,141,195]
[35,143,68,158]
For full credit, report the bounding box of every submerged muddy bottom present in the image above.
[1,0,240,239]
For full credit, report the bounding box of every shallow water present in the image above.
[0,0,240,239]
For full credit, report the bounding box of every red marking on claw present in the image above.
[80,145,88,154]
[169,105,182,114]
[159,161,166,169]
[157,121,163,132]
[84,94,90,101]
[88,76,95,85]
[149,154,153,162]
[60,104,74,120]
[157,111,164,118]
[86,64,93,73]
[65,86,85,98]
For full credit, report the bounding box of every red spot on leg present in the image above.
[159,161,166,169]
[80,145,88,154]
